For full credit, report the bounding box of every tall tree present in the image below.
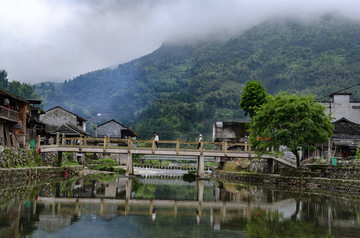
[0,70,9,89]
[239,80,269,118]
[249,92,333,167]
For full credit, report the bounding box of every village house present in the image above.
[96,119,136,139]
[96,119,137,164]
[39,106,88,143]
[322,93,360,124]
[212,121,250,167]
[0,88,30,147]
[319,93,360,159]
[26,99,46,147]
[212,120,249,143]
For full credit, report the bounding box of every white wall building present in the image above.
[321,93,360,123]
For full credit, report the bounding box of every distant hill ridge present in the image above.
[35,14,360,139]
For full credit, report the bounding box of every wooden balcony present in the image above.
[0,105,19,122]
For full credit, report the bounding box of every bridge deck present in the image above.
[37,135,297,168]
[40,145,256,158]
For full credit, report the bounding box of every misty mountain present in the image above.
[35,15,360,139]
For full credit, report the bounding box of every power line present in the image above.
[316,81,360,101]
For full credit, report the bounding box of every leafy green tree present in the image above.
[239,80,269,118]
[249,92,333,167]
[245,208,333,238]
[0,69,37,99]
[0,70,9,89]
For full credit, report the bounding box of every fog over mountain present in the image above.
[1,0,360,83]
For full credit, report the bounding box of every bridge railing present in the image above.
[38,133,251,155]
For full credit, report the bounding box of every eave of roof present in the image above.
[45,106,87,122]
[0,87,28,104]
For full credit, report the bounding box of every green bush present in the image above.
[92,164,114,171]
[355,147,360,161]
[113,167,126,174]
[91,158,116,165]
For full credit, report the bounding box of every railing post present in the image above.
[224,141,227,157]
[79,135,82,150]
[128,138,132,153]
[62,133,65,145]
[103,136,107,152]
[176,138,179,155]
[36,135,41,148]
[245,142,248,152]
[56,132,59,146]
[200,141,203,154]
[152,137,155,154]
[248,144,252,158]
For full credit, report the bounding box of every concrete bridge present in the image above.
[37,134,297,177]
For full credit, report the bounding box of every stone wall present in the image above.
[0,166,82,182]
[307,165,360,180]
[0,147,54,168]
[216,170,360,196]
[224,158,268,173]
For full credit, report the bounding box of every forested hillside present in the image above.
[35,15,360,139]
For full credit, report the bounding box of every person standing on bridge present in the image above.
[197,134,203,149]
[48,136,53,145]
[154,133,159,148]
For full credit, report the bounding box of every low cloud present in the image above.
[0,0,359,83]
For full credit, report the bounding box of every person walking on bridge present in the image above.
[197,134,203,149]
[154,133,159,148]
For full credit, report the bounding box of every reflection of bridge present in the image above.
[140,178,213,186]
[38,134,297,177]
[36,196,296,215]
[141,155,215,162]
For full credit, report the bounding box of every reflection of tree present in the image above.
[132,179,157,199]
[245,208,333,238]
[131,179,214,201]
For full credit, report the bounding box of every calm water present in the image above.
[1,173,360,238]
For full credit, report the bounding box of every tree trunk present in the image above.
[292,150,301,168]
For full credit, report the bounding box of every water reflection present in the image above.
[0,174,360,237]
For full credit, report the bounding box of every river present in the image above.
[0,171,359,237]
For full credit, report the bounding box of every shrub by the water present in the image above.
[224,161,240,172]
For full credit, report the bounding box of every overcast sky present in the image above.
[1,0,360,84]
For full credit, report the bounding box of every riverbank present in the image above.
[0,165,83,182]
[215,170,360,199]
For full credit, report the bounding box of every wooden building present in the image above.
[26,99,46,146]
[96,119,136,139]
[0,88,29,147]
[331,117,360,158]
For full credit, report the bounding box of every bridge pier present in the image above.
[57,152,63,167]
[125,178,132,200]
[126,153,133,176]
[197,179,204,202]
[197,154,205,177]
[267,158,274,174]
